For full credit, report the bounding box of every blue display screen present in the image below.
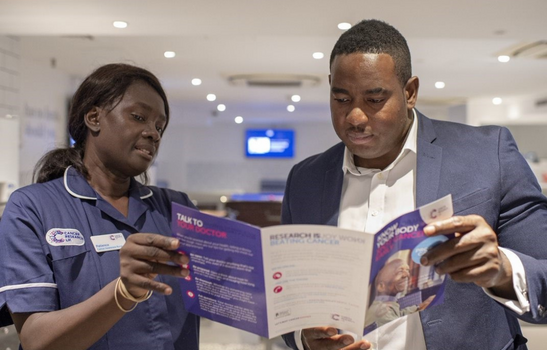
[245,129,295,158]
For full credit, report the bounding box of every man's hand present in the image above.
[421,215,515,299]
[301,327,371,350]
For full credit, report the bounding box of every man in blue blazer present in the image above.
[282,19,547,350]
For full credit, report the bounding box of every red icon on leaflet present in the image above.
[273,272,282,280]
[187,291,195,298]
[273,286,283,294]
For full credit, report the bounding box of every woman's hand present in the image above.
[119,233,189,297]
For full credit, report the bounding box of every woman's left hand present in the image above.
[119,233,189,296]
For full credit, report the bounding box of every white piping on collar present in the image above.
[64,166,97,200]
[140,189,153,199]
[64,165,154,200]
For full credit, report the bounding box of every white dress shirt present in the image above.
[294,109,530,350]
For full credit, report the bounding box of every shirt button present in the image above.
[377,173,384,180]
[371,210,378,217]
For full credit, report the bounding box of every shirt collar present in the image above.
[63,166,153,200]
[342,108,418,175]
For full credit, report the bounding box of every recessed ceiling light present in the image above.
[338,22,351,30]
[191,78,202,86]
[113,21,128,29]
[492,97,503,105]
[206,94,216,101]
[435,81,445,89]
[312,52,324,60]
[217,104,226,112]
[234,116,244,124]
[219,195,228,203]
[287,105,295,112]
[164,51,176,58]
[498,55,510,63]
[291,94,301,102]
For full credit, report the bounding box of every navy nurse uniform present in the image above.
[0,166,199,350]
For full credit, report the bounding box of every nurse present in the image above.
[0,63,199,350]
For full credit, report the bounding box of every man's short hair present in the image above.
[330,19,412,87]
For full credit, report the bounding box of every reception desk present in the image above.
[224,200,282,227]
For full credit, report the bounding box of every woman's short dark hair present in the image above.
[329,19,412,87]
[34,63,169,183]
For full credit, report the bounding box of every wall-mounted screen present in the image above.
[245,129,295,158]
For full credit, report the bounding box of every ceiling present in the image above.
[1,0,547,126]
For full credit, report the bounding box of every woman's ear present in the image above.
[84,107,101,132]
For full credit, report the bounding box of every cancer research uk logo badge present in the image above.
[45,228,85,246]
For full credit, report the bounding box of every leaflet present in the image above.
[171,195,453,339]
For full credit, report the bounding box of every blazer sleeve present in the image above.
[496,127,547,323]
[281,166,295,225]
[280,166,300,349]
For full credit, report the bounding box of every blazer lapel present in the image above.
[416,113,443,207]
[416,112,447,343]
[321,147,344,226]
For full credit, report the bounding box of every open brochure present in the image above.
[171,195,453,339]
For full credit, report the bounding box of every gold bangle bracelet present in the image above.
[117,277,153,303]
[114,278,138,313]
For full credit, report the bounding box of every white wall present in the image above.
[156,121,339,198]
[414,103,468,124]
[0,36,19,119]
[0,117,19,204]
[414,103,450,121]
[467,92,547,183]
[467,93,547,127]
[18,56,72,185]
[0,36,20,203]
[0,35,73,188]
[155,103,458,201]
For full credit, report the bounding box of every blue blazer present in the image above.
[281,111,547,350]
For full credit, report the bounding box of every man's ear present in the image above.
[84,107,101,133]
[404,76,419,110]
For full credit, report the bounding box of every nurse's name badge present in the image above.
[90,233,126,253]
